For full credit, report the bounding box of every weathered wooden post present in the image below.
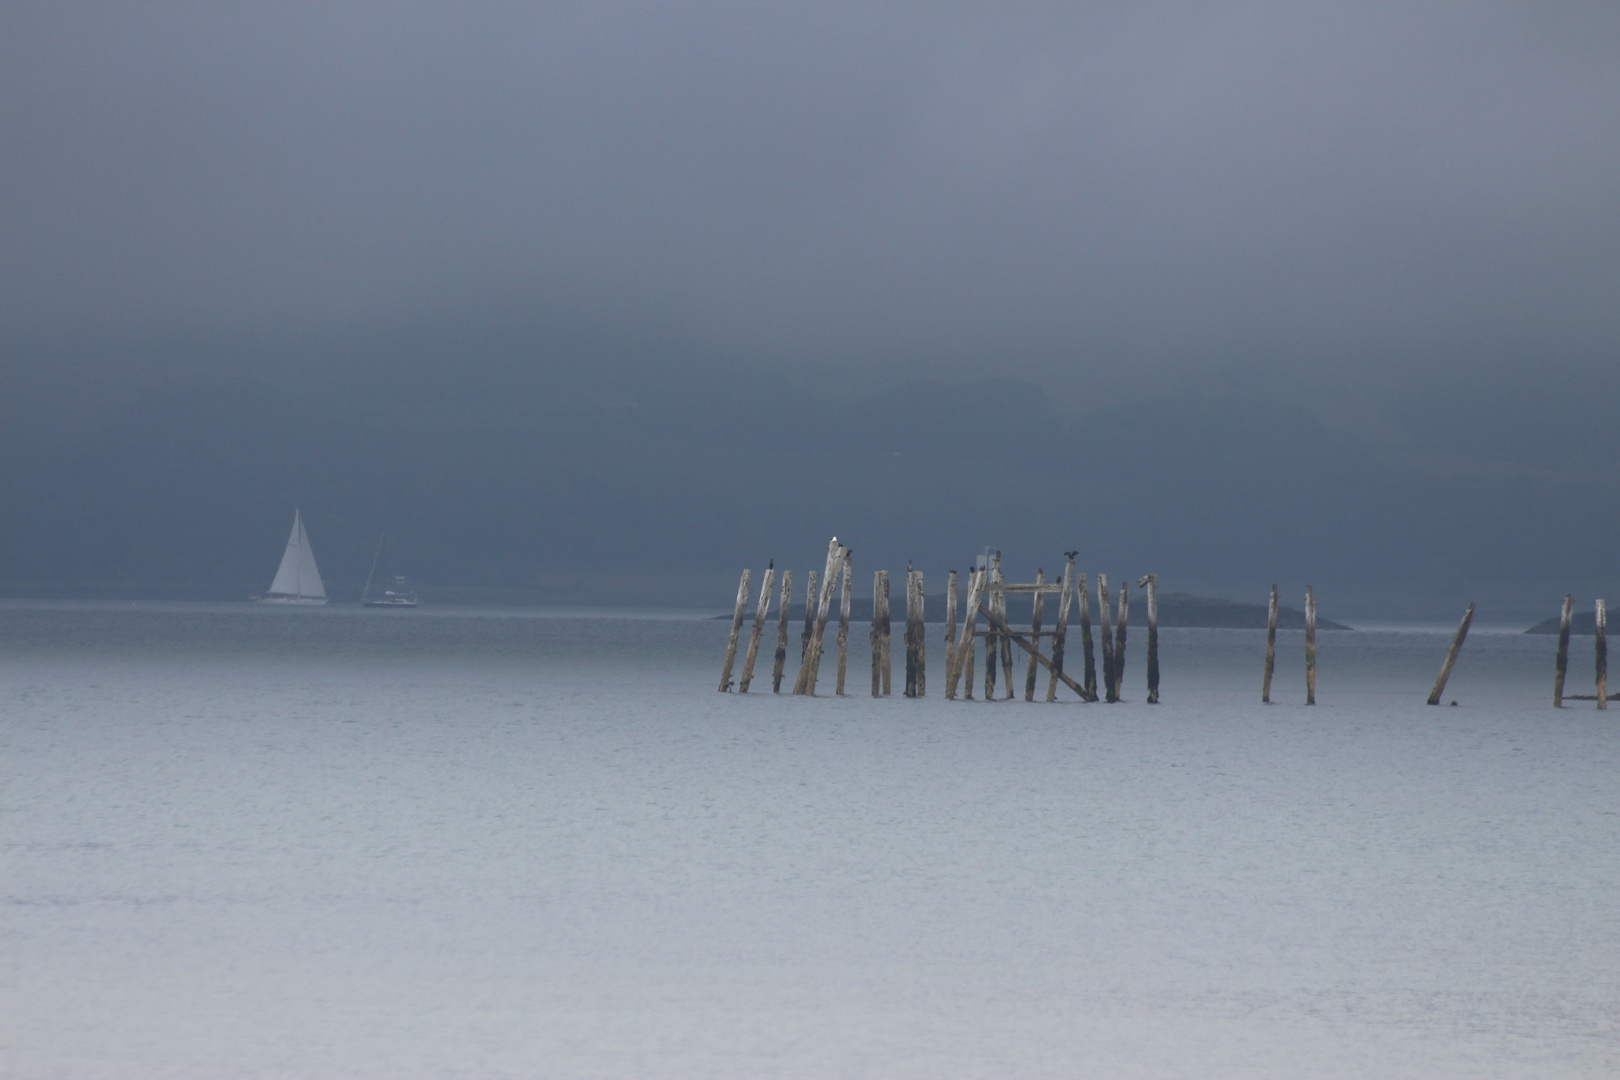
[1138,573,1159,704]
[1077,572,1096,700]
[905,566,925,697]
[1098,575,1116,703]
[879,569,893,696]
[738,564,775,693]
[771,570,794,693]
[913,570,925,696]
[1426,602,1476,705]
[1112,581,1129,702]
[946,570,984,699]
[1554,594,1573,707]
[719,569,751,692]
[871,569,885,697]
[1262,584,1278,704]
[983,556,1000,701]
[1024,569,1046,701]
[802,542,846,695]
[1597,599,1608,710]
[1305,586,1317,706]
[945,570,959,689]
[994,553,1014,699]
[799,569,818,671]
[836,553,852,696]
[1046,558,1075,702]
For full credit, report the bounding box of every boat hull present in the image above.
[257,595,328,606]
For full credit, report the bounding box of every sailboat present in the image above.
[257,509,328,605]
[359,532,419,607]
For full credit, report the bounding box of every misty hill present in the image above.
[718,591,1349,629]
[1525,611,1606,635]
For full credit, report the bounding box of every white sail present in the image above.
[266,509,327,601]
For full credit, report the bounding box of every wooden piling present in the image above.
[983,557,1000,701]
[719,569,751,692]
[878,569,892,696]
[1597,599,1608,710]
[1554,594,1573,707]
[1046,559,1075,702]
[1113,582,1129,702]
[1305,586,1317,706]
[906,567,925,697]
[975,600,1089,699]
[946,570,984,699]
[802,542,845,695]
[871,570,885,697]
[914,571,925,697]
[995,554,1014,698]
[772,570,793,693]
[1024,569,1046,701]
[836,554,852,696]
[738,565,775,693]
[945,570,959,689]
[1426,602,1475,706]
[1262,584,1278,704]
[799,569,818,672]
[1139,574,1159,704]
[1077,572,1097,700]
[1098,575,1116,703]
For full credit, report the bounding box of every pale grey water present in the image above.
[3,601,1617,1078]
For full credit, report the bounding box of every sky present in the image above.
[3,2,1617,620]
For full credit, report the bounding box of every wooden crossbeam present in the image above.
[977,603,1092,700]
[985,582,1065,594]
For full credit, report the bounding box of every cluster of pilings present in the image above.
[1552,595,1608,708]
[718,539,1159,702]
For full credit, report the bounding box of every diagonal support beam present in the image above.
[977,603,1095,701]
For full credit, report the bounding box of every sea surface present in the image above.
[3,601,1616,1078]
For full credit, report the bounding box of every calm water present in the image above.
[3,601,1616,1078]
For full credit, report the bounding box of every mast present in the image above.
[361,532,385,603]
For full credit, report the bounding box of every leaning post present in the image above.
[738,564,775,693]
[1305,586,1317,706]
[836,553,852,696]
[771,570,794,693]
[1426,602,1476,705]
[802,542,845,695]
[946,570,984,699]
[1138,573,1159,704]
[1262,584,1278,703]
[1554,594,1573,707]
[719,569,751,692]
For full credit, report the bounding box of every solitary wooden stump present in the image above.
[738,565,775,693]
[719,569,751,692]
[1426,602,1475,705]
[1305,586,1317,706]
[1554,594,1573,707]
[1262,584,1278,704]
[1138,573,1158,704]
[871,570,889,697]
[771,570,794,693]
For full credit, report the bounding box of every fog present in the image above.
[3,2,1616,619]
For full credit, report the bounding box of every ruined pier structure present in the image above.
[719,538,1162,703]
